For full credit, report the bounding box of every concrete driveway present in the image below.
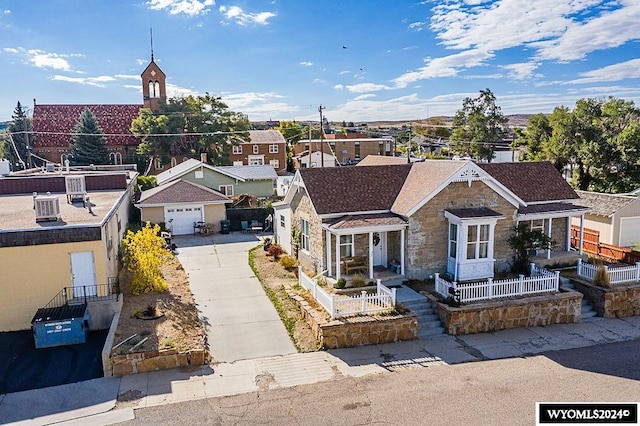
[173,233,296,363]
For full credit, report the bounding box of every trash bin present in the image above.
[220,219,231,234]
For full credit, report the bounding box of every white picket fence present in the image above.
[435,264,559,304]
[576,259,640,285]
[298,267,397,319]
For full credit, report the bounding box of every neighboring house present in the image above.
[274,158,588,282]
[228,130,287,172]
[293,134,395,165]
[0,169,136,331]
[572,190,640,247]
[32,55,167,168]
[156,158,277,199]
[293,151,337,169]
[135,179,230,235]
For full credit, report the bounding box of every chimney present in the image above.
[200,153,207,163]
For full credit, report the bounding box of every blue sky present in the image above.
[1,0,640,123]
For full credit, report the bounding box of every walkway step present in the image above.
[400,298,446,339]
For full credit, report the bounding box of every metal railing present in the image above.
[42,277,121,309]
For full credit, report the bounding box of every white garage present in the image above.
[135,179,230,235]
[164,204,203,235]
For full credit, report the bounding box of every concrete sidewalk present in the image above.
[3,313,639,425]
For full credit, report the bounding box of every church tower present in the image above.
[141,31,166,111]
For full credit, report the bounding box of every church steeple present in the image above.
[141,29,166,111]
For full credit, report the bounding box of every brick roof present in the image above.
[138,179,229,205]
[299,164,411,215]
[478,161,578,203]
[574,190,638,217]
[32,104,142,148]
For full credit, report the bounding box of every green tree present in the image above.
[516,113,552,161]
[4,102,34,170]
[277,121,307,172]
[131,94,250,169]
[508,223,555,274]
[451,88,508,162]
[69,108,110,165]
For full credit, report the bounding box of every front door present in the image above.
[372,232,385,266]
[70,251,97,297]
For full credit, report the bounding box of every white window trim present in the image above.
[253,145,259,154]
[301,218,310,252]
[269,159,280,169]
[340,234,354,258]
[445,213,499,262]
[219,185,234,196]
[269,144,279,153]
[232,145,242,155]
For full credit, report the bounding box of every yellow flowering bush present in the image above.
[122,222,170,295]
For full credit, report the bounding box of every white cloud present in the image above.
[343,82,393,93]
[147,0,214,16]
[408,21,426,31]
[501,62,541,80]
[352,94,376,101]
[3,10,10,15]
[114,74,141,80]
[27,49,74,70]
[3,47,19,53]
[567,59,640,84]
[166,83,199,98]
[219,5,276,26]
[334,84,344,90]
[339,70,350,75]
[52,75,116,87]
[300,61,313,66]
[219,91,298,118]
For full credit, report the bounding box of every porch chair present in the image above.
[241,220,249,233]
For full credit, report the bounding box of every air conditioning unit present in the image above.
[35,195,61,222]
[65,175,87,203]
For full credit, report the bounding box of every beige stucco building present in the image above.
[0,169,137,331]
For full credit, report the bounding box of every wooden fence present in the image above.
[571,225,640,264]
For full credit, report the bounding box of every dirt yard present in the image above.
[112,256,205,355]
[112,244,320,355]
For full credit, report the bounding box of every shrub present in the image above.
[334,278,347,289]
[267,244,284,259]
[594,265,611,288]
[279,255,297,270]
[351,274,366,288]
[122,222,170,295]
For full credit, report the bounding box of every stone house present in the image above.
[274,159,589,282]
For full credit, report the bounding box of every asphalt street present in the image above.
[118,338,640,426]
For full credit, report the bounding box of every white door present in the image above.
[70,251,97,297]
[164,205,203,235]
[372,232,385,266]
[619,217,640,247]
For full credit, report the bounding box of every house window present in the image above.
[466,224,490,260]
[232,145,242,155]
[300,218,309,251]
[219,185,233,196]
[448,223,457,258]
[233,161,244,166]
[269,144,279,153]
[280,215,285,228]
[248,156,264,166]
[530,219,545,232]
[340,235,353,258]
[253,145,259,154]
[270,159,280,169]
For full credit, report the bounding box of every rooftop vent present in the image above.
[34,194,61,222]
[65,175,87,203]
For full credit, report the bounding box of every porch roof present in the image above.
[517,202,588,215]
[324,213,407,231]
[445,207,503,219]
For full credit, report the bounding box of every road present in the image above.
[117,338,640,426]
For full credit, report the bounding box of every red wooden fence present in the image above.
[571,225,640,264]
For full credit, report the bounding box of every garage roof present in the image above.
[137,179,230,205]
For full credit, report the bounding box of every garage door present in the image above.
[619,217,640,247]
[165,205,203,235]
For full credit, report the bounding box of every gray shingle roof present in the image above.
[326,213,407,230]
[213,165,277,181]
[517,202,588,215]
[574,190,638,217]
[243,130,286,144]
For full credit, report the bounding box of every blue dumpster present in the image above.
[31,304,90,349]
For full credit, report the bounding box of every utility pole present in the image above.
[319,105,325,168]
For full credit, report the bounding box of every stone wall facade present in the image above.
[407,180,517,280]
[110,348,208,376]
[426,291,582,335]
[290,188,325,275]
[571,279,640,318]
[286,286,417,348]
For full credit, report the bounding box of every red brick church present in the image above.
[32,54,167,167]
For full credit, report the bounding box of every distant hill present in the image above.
[364,114,533,129]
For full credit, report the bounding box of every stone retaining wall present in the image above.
[110,348,207,376]
[571,279,640,318]
[425,290,582,335]
[286,286,417,348]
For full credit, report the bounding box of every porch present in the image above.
[322,213,408,281]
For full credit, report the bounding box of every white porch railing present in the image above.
[435,265,559,304]
[577,259,640,285]
[298,267,397,319]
